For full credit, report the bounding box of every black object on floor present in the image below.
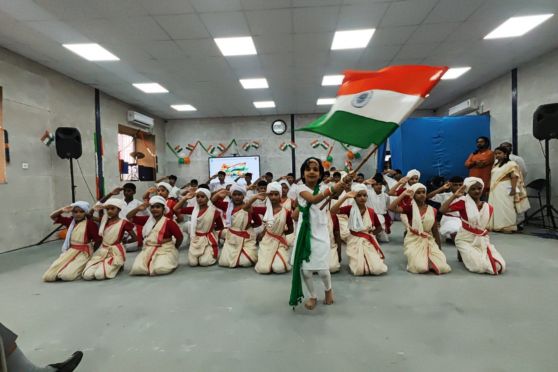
[49,351,83,372]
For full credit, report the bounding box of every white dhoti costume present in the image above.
[255,208,292,274]
[402,184,451,275]
[219,208,258,268]
[83,219,127,280]
[43,219,92,282]
[452,177,506,275]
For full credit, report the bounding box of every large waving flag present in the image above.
[299,65,448,148]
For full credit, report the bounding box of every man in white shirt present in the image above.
[427,176,464,241]
[207,171,227,193]
[500,142,527,180]
[235,172,253,187]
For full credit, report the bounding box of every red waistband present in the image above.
[229,228,250,239]
[196,231,219,258]
[350,230,385,259]
[462,223,488,236]
[70,243,91,254]
[264,230,288,247]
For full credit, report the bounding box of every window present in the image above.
[118,125,157,181]
[0,87,5,184]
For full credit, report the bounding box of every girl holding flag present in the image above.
[289,157,348,310]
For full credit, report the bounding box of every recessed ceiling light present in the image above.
[62,43,119,61]
[253,101,275,108]
[133,83,169,93]
[331,29,375,50]
[322,75,344,86]
[171,104,197,112]
[214,36,257,56]
[441,67,471,80]
[484,14,554,39]
[317,98,336,105]
[240,78,269,89]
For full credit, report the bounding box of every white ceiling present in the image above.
[0,0,557,119]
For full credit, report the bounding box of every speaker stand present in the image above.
[36,158,78,246]
[525,139,557,229]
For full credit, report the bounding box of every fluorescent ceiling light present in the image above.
[133,83,169,93]
[441,67,471,80]
[253,101,275,108]
[322,75,344,86]
[331,29,375,50]
[317,98,336,105]
[62,43,119,61]
[484,14,553,39]
[214,36,257,56]
[240,78,268,89]
[171,104,197,112]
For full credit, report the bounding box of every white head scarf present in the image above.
[190,188,212,237]
[157,182,173,194]
[98,198,127,236]
[263,182,282,225]
[61,201,91,252]
[462,177,490,229]
[348,183,368,231]
[142,196,169,238]
[225,184,246,227]
[405,169,421,188]
[409,183,426,233]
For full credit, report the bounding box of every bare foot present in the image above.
[304,297,317,310]
[323,289,334,305]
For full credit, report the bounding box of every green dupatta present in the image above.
[289,185,320,307]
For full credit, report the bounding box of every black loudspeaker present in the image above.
[55,127,82,159]
[533,103,558,140]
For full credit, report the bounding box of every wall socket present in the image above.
[22,162,29,169]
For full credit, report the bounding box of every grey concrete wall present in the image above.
[0,47,166,252]
[436,48,558,206]
[165,110,434,185]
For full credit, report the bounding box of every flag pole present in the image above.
[320,144,379,210]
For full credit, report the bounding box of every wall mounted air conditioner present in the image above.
[448,98,479,116]
[127,111,154,130]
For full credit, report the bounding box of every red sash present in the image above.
[350,230,385,259]
[461,222,502,275]
[196,231,219,258]
[383,213,392,234]
[229,228,250,239]
[70,243,91,255]
[264,229,288,247]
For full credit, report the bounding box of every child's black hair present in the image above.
[300,157,325,185]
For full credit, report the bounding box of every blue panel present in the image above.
[388,115,490,182]
[376,142,387,173]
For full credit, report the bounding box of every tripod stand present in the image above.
[36,158,77,245]
[525,139,557,229]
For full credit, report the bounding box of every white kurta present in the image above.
[291,184,330,271]
[431,192,461,239]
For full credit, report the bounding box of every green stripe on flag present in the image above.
[298,111,398,148]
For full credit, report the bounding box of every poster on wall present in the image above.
[208,156,260,180]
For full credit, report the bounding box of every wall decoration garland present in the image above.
[279,141,297,151]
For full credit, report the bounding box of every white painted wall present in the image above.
[164,110,434,186]
[436,48,558,206]
[0,47,166,252]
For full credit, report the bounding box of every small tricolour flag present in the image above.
[299,65,448,148]
[279,142,297,151]
[310,139,330,150]
[186,143,196,152]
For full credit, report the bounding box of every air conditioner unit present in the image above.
[127,111,154,130]
[448,98,479,116]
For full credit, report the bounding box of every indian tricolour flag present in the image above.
[299,65,448,148]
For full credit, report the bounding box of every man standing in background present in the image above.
[465,136,494,196]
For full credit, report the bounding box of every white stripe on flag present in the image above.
[325,89,424,124]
